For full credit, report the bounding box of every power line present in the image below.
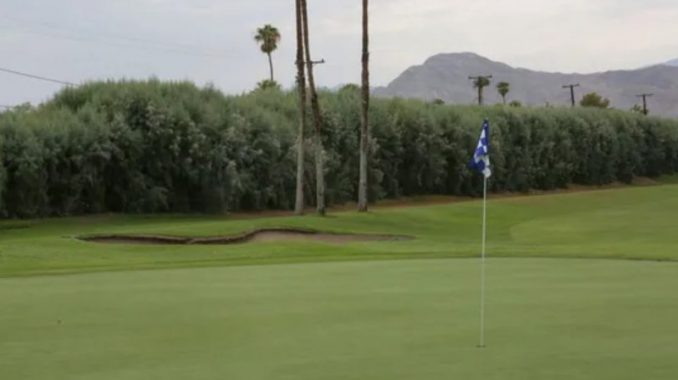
[0,67,75,86]
[305,59,326,66]
[636,93,654,116]
[562,83,580,107]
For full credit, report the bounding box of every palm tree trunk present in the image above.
[294,0,306,215]
[313,132,325,214]
[502,94,506,105]
[267,52,274,81]
[358,0,369,212]
[300,0,325,216]
[478,86,483,106]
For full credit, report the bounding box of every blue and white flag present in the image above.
[470,119,491,178]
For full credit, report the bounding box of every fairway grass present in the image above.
[2,184,678,379]
[2,259,677,380]
[2,183,678,277]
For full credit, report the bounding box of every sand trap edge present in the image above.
[77,228,413,245]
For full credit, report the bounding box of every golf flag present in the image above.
[471,119,491,348]
[470,119,491,178]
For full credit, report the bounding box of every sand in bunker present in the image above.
[80,228,412,245]
[245,231,405,244]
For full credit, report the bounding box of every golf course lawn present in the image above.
[2,259,677,380]
[2,181,678,278]
[2,181,678,379]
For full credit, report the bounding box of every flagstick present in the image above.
[479,176,488,348]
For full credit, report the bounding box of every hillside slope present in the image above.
[375,53,678,116]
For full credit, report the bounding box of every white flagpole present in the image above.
[479,175,488,348]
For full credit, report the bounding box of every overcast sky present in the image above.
[1,0,677,106]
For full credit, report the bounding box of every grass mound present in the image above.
[2,183,678,277]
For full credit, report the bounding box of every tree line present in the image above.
[254,0,371,215]
[0,80,677,218]
[251,2,643,219]
[467,78,635,110]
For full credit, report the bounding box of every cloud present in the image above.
[0,0,677,106]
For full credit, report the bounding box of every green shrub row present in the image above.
[1,80,677,217]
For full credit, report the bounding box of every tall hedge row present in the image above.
[0,80,677,217]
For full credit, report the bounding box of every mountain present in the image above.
[374,53,678,117]
[665,58,678,67]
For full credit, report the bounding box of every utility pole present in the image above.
[636,93,653,116]
[562,83,580,107]
[468,75,493,106]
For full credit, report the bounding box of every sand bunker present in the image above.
[79,228,411,245]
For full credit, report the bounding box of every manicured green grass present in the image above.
[2,259,677,380]
[2,184,678,379]
[2,183,678,277]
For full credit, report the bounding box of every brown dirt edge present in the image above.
[78,228,413,245]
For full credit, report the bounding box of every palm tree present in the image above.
[358,0,370,212]
[497,81,510,105]
[255,80,281,91]
[254,24,281,82]
[294,0,306,215]
[300,0,326,216]
[471,76,491,105]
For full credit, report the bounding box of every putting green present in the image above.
[2,258,677,380]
